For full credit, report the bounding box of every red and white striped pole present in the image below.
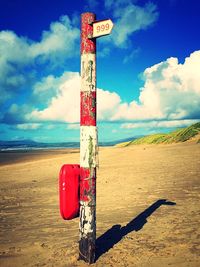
[79,12,97,263]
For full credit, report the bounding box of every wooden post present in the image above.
[79,12,97,264]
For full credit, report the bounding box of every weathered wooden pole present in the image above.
[79,12,97,264]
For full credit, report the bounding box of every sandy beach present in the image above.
[0,143,200,267]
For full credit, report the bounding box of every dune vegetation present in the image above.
[117,122,200,147]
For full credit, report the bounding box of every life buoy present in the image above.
[59,164,80,220]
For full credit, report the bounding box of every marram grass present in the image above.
[117,122,200,147]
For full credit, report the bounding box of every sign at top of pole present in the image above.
[92,19,114,38]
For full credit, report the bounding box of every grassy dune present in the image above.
[117,122,200,147]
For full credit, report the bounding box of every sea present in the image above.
[0,138,135,152]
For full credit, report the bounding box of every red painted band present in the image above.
[80,91,96,126]
[81,13,96,54]
[80,167,96,203]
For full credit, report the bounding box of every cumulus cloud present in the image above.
[97,89,121,120]
[1,104,30,124]
[0,31,31,104]
[2,41,200,128]
[28,72,122,123]
[0,6,159,126]
[26,50,200,125]
[105,0,159,47]
[0,15,79,105]
[32,72,76,105]
[121,120,200,129]
[111,50,200,122]
[29,16,79,64]
[30,73,80,123]
[139,51,200,120]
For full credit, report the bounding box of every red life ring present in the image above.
[59,164,80,220]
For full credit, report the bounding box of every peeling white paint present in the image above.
[79,201,95,238]
[81,53,96,92]
[79,14,97,261]
[80,126,97,168]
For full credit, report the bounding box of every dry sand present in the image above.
[0,143,200,267]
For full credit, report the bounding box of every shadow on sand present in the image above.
[96,199,176,261]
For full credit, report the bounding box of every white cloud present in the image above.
[2,104,30,124]
[121,119,200,129]
[97,89,121,120]
[32,72,76,105]
[27,50,200,125]
[45,124,56,130]
[111,50,200,121]
[16,123,41,130]
[4,49,198,127]
[123,47,141,63]
[0,31,30,64]
[28,73,122,123]
[105,1,159,47]
[0,31,31,104]
[29,16,79,64]
[0,6,158,125]
[30,73,80,123]
[67,124,80,130]
[140,51,200,120]
[0,15,79,105]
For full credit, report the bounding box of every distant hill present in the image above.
[116,122,200,147]
[0,136,141,151]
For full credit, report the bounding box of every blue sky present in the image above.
[0,0,200,142]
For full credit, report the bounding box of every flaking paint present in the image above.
[80,126,97,168]
[81,54,96,92]
[80,167,96,203]
[81,13,96,54]
[80,12,97,264]
[80,91,96,126]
